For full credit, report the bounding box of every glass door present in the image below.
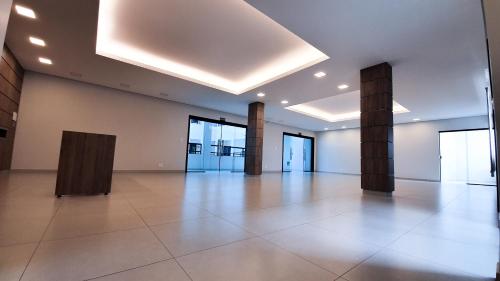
[439,129,496,185]
[282,133,314,172]
[186,116,246,172]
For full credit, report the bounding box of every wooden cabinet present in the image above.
[55,131,116,196]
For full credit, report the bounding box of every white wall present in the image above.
[317,116,488,181]
[0,0,12,48]
[12,72,314,171]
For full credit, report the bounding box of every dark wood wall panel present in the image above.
[245,102,264,175]
[360,62,395,193]
[0,45,23,170]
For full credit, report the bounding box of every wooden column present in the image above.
[245,102,264,175]
[360,62,394,193]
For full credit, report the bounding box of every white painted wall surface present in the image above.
[12,72,314,171]
[317,116,488,181]
[0,0,12,48]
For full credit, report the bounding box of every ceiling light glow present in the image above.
[281,100,289,104]
[314,71,326,78]
[338,84,349,90]
[29,36,45,46]
[286,101,409,123]
[342,126,347,129]
[38,57,52,65]
[324,128,329,130]
[413,118,421,121]
[257,92,265,97]
[96,0,329,95]
[15,5,36,19]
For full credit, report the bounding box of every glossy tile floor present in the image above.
[0,171,498,281]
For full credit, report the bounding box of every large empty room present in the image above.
[0,0,500,280]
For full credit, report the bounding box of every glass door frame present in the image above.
[281,132,315,172]
[185,115,247,172]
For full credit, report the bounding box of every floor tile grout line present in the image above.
[40,225,148,243]
[121,180,195,281]
[18,198,63,281]
[335,183,495,279]
[83,257,174,281]
[6,173,495,280]
[336,199,455,279]
[256,231,342,277]
[205,209,347,277]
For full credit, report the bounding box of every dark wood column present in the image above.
[245,102,264,175]
[360,62,394,193]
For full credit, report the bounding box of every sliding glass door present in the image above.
[186,116,246,172]
[440,129,496,185]
[282,133,314,172]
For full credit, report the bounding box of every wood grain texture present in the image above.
[55,131,116,196]
[0,45,23,170]
[360,62,395,193]
[245,102,264,175]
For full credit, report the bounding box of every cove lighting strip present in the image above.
[286,101,409,123]
[96,0,329,95]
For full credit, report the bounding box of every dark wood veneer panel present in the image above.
[245,102,264,175]
[360,62,395,193]
[55,131,116,196]
[0,44,23,170]
[1,47,24,77]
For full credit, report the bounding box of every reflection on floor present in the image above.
[0,171,497,281]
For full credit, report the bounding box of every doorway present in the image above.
[186,116,246,172]
[282,133,314,172]
[439,129,496,185]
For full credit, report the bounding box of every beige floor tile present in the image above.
[22,228,171,281]
[220,204,331,235]
[91,260,191,281]
[0,172,496,281]
[0,217,52,246]
[43,209,145,240]
[57,196,131,216]
[151,216,253,257]
[411,213,499,247]
[135,204,213,226]
[0,243,37,281]
[343,249,485,281]
[264,224,381,275]
[310,212,409,246]
[389,233,497,278]
[177,238,337,281]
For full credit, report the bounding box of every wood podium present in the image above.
[55,131,116,197]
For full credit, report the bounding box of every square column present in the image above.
[245,102,264,175]
[360,62,394,193]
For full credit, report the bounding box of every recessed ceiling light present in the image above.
[281,100,289,104]
[15,5,36,19]
[314,71,326,78]
[38,57,52,65]
[257,92,265,97]
[413,118,421,121]
[342,125,347,129]
[324,127,329,130]
[29,36,45,46]
[338,84,349,90]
